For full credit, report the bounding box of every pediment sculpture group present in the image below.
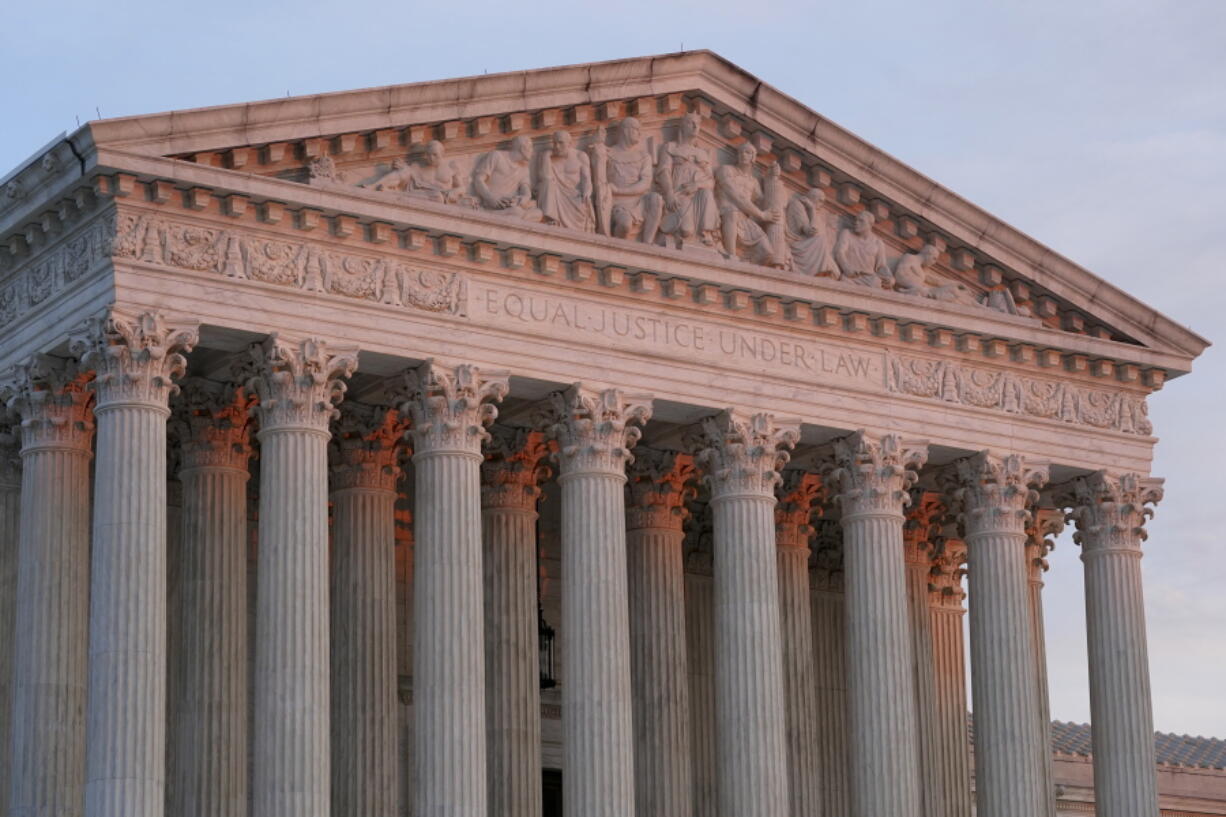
[308,113,1027,316]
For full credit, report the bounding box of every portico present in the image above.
[0,51,1205,817]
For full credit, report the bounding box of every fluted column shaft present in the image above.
[0,440,17,817]
[405,362,506,817]
[546,385,650,817]
[171,381,252,817]
[481,427,548,817]
[954,452,1049,817]
[249,336,357,817]
[811,578,849,817]
[1026,511,1061,817]
[830,431,928,817]
[331,405,403,817]
[695,411,797,817]
[928,543,973,817]
[906,540,942,817]
[1069,473,1162,817]
[684,556,716,817]
[626,451,694,817]
[73,313,197,817]
[4,359,94,817]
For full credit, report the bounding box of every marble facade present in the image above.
[0,51,1208,817]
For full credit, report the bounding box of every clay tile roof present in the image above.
[970,717,1226,770]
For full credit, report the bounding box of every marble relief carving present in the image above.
[302,110,1029,316]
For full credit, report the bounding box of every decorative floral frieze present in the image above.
[1064,471,1163,555]
[542,385,651,477]
[170,377,255,472]
[246,335,359,433]
[329,402,408,492]
[70,310,198,410]
[109,212,466,315]
[0,354,95,451]
[401,361,507,455]
[946,452,1049,537]
[481,425,551,511]
[774,471,823,550]
[0,214,115,327]
[691,409,799,500]
[625,448,697,531]
[885,350,1151,436]
[827,430,928,519]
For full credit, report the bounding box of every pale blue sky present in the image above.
[3,0,1224,736]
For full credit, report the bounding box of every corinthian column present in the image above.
[828,430,928,817]
[481,425,549,817]
[544,385,651,817]
[693,410,798,817]
[2,357,94,817]
[330,403,405,817]
[247,336,358,817]
[810,520,850,817]
[774,471,823,817]
[625,449,695,817]
[950,452,1049,817]
[1026,509,1063,817]
[170,379,254,817]
[928,541,973,817]
[0,423,19,817]
[1067,472,1163,817]
[403,362,507,817]
[905,493,944,817]
[72,311,198,817]
[683,499,716,817]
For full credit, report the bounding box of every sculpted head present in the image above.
[736,142,757,168]
[510,135,534,164]
[618,117,642,147]
[853,210,876,235]
[803,187,825,205]
[391,157,408,171]
[551,130,572,157]
[424,140,445,167]
[919,243,940,265]
[680,112,702,141]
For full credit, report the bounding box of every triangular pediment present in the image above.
[7,51,1209,370]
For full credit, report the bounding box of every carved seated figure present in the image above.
[360,141,471,206]
[784,187,838,277]
[893,243,984,307]
[656,112,719,250]
[537,131,594,232]
[834,211,892,287]
[594,117,663,243]
[473,135,543,221]
[714,142,781,266]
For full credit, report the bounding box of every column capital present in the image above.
[1025,507,1064,581]
[683,494,713,576]
[692,409,799,500]
[543,384,651,477]
[70,309,198,411]
[330,402,408,492]
[247,334,358,434]
[775,471,823,550]
[947,451,1049,537]
[1065,471,1163,555]
[171,377,254,473]
[828,430,928,519]
[0,419,18,487]
[927,539,967,609]
[625,448,696,531]
[1,354,95,453]
[481,425,551,510]
[402,361,508,456]
[809,519,844,591]
[904,490,948,565]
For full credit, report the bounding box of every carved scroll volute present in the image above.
[0,355,95,452]
[246,334,359,434]
[70,310,199,410]
[170,376,255,472]
[1024,507,1065,581]
[401,361,508,456]
[481,425,552,511]
[775,471,824,550]
[625,449,697,531]
[827,430,928,519]
[692,409,800,501]
[1065,471,1163,555]
[946,451,1050,538]
[329,402,409,493]
[543,385,652,477]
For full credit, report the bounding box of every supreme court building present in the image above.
[0,52,1209,817]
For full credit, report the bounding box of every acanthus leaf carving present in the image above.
[1024,507,1065,580]
[70,310,199,410]
[808,518,844,591]
[625,448,697,531]
[246,334,359,433]
[329,401,408,493]
[691,409,799,500]
[170,376,255,472]
[0,354,95,452]
[827,430,928,519]
[481,425,551,511]
[774,470,823,550]
[542,384,652,476]
[1064,470,1163,555]
[401,361,508,455]
[945,451,1050,537]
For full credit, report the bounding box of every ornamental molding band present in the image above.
[691,409,800,500]
[481,425,551,511]
[246,334,359,433]
[70,310,199,410]
[543,385,652,476]
[948,452,1051,536]
[1065,471,1164,554]
[401,361,508,455]
[0,354,95,451]
[170,376,254,472]
[625,448,697,531]
[827,430,928,519]
[0,210,114,327]
[329,402,408,493]
[775,471,824,550]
